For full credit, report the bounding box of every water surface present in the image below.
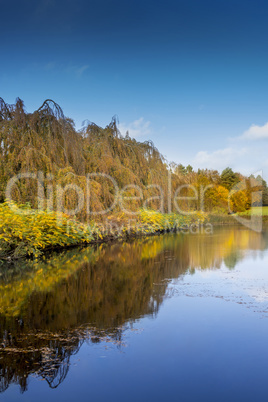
[0,227,268,401]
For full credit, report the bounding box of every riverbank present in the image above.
[0,202,207,261]
[208,212,268,225]
[1,202,268,262]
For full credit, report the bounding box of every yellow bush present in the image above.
[0,202,93,259]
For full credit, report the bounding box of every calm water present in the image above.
[0,227,268,402]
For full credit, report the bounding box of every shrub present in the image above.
[0,202,93,259]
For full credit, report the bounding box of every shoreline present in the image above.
[1,211,268,264]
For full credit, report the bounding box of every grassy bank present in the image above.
[0,203,207,260]
[2,201,268,262]
[237,206,268,216]
[208,209,268,225]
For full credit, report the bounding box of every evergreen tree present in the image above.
[220,167,240,190]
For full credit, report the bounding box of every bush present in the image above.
[0,202,93,259]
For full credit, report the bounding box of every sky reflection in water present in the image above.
[0,227,268,402]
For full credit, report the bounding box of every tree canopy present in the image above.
[1,98,267,217]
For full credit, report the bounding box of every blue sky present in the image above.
[2,0,268,177]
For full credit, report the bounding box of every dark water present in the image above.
[0,227,268,402]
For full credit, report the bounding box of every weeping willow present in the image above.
[1,98,263,221]
[0,98,84,207]
[0,98,187,219]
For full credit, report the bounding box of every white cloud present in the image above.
[64,64,90,78]
[240,122,268,140]
[29,62,90,78]
[193,147,248,171]
[76,65,89,77]
[119,118,151,138]
[189,121,268,179]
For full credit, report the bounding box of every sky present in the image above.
[1,0,268,178]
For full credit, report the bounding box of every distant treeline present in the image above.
[0,97,267,220]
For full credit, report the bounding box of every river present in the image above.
[0,227,268,401]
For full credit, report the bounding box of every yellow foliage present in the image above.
[0,202,93,259]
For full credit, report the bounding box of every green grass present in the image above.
[239,206,268,216]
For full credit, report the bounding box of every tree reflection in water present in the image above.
[0,227,267,393]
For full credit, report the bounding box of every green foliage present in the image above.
[237,206,268,216]
[220,167,240,190]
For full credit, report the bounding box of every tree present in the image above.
[231,190,248,212]
[176,164,187,175]
[220,167,240,190]
[186,165,193,173]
